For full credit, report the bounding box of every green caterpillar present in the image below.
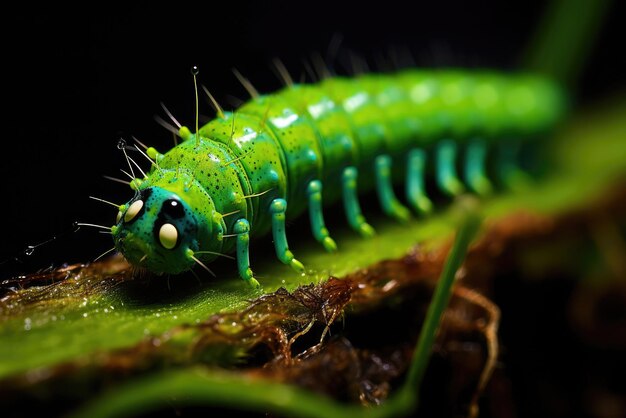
[110,68,566,287]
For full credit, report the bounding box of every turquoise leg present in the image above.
[498,140,532,191]
[233,218,260,287]
[406,148,433,215]
[464,139,493,196]
[307,180,338,252]
[270,199,305,273]
[436,139,465,197]
[375,155,411,222]
[342,167,376,237]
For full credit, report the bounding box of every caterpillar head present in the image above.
[111,175,223,274]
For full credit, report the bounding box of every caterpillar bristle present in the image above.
[232,68,259,98]
[310,51,331,80]
[133,144,162,173]
[118,138,138,180]
[127,154,147,178]
[221,210,241,218]
[92,247,117,263]
[190,255,215,277]
[201,85,225,119]
[325,33,344,70]
[88,196,120,209]
[271,58,294,87]
[229,113,237,141]
[301,57,318,83]
[192,66,200,142]
[132,136,149,150]
[242,188,273,199]
[221,148,253,167]
[76,222,112,231]
[225,94,245,109]
[159,102,182,128]
[120,169,134,180]
[153,114,181,137]
[347,51,369,75]
[193,251,235,260]
[102,175,129,186]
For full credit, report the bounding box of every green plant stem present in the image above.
[400,205,482,396]
[524,0,612,88]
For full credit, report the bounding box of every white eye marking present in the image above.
[159,223,178,249]
[124,200,144,222]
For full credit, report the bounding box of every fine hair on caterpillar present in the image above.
[93,62,565,288]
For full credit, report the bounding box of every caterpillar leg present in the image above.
[464,139,493,196]
[375,155,411,222]
[270,199,305,273]
[307,180,338,252]
[342,167,376,237]
[498,140,532,191]
[233,218,260,288]
[436,139,465,197]
[406,148,433,215]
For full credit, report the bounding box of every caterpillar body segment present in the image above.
[111,69,566,285]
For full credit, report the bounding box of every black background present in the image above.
[1,0,624,278]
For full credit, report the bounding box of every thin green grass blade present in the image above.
[524,0,612,87]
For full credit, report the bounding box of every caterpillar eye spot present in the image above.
[158,223,178,250]
[125,200,144,223]
[162,199,185,219]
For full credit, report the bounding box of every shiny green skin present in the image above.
[112,69,566,275]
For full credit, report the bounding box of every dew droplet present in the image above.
[191,65,199,76]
